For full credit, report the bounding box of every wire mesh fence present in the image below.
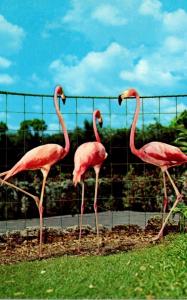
[0,90,187,232]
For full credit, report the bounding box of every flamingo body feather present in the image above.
[73,141,107,186]
[4,144,67,180]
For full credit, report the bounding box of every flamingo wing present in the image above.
[4,144,65,180]
[140,142,187,167]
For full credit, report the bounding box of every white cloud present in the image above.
[163,9,187,34]
[139,0,162,19]
[163,36,187,54]
[119,17,187,94]
[0,56,12,69]
[120,58,176,87]
[41,1,187,97]
[139,3,187,37]
[49,29,187,97]
[42,0,138,47]
[0,15,25,53]
[139,2,187,38]
[82,43,128,71]
[49,42,132,95]
[92,4,127,26]
[0,74,14,84]
[0,55,14,86]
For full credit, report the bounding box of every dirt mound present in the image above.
[145,216,178,233]
[0,222,178,265]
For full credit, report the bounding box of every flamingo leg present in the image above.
[0,178,39,207]
[38,168,49,257]
[162,171,168,223]
[154,169,182,240]
[78,180,85,252]
[93,167,100,250]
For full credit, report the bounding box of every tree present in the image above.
[171,110,187,153]
[171,110,187,128]
[18,119,47,138]
[0,121,8,135]
[17,120,32,139]
[142,119,176,145]
[31,119,47,137]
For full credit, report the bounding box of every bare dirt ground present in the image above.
[0,218,178,265]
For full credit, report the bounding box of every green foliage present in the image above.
[143,119,177,144]
[122,165,165,211]
[170,110,187,153]
[173,202,187,233]
[174,125,187,154]
[31,119,47,136]
[18,119,47,138]
[171,110,187,128]
[0,121,8,134]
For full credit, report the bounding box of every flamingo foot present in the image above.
[77,243,81,253]
[151,234,163,243]
[95,236,103,254]
[96,248,100,254]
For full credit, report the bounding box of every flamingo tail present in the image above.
[73,171,81,186]
[3,168,19,181]
[0,171,9,178]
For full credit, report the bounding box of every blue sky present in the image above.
[0,0,187,131]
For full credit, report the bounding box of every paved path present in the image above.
[0,210,178,233]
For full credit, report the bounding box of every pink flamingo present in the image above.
[0,85,70,256]
[118,88,187,240]
[73,110,108,250]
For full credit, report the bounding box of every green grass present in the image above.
[1,234,187,299]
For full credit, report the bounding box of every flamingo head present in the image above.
[118,88,139,105]
[55,85,66,104]
[95,110,103,128]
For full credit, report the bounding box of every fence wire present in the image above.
[0,90,187,232]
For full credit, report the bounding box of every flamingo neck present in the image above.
[54,92,70,154]
[93,111,101,143]
[130,95,140,157]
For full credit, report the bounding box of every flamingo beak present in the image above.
[118,95,122,105]
[61,94,66,105]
